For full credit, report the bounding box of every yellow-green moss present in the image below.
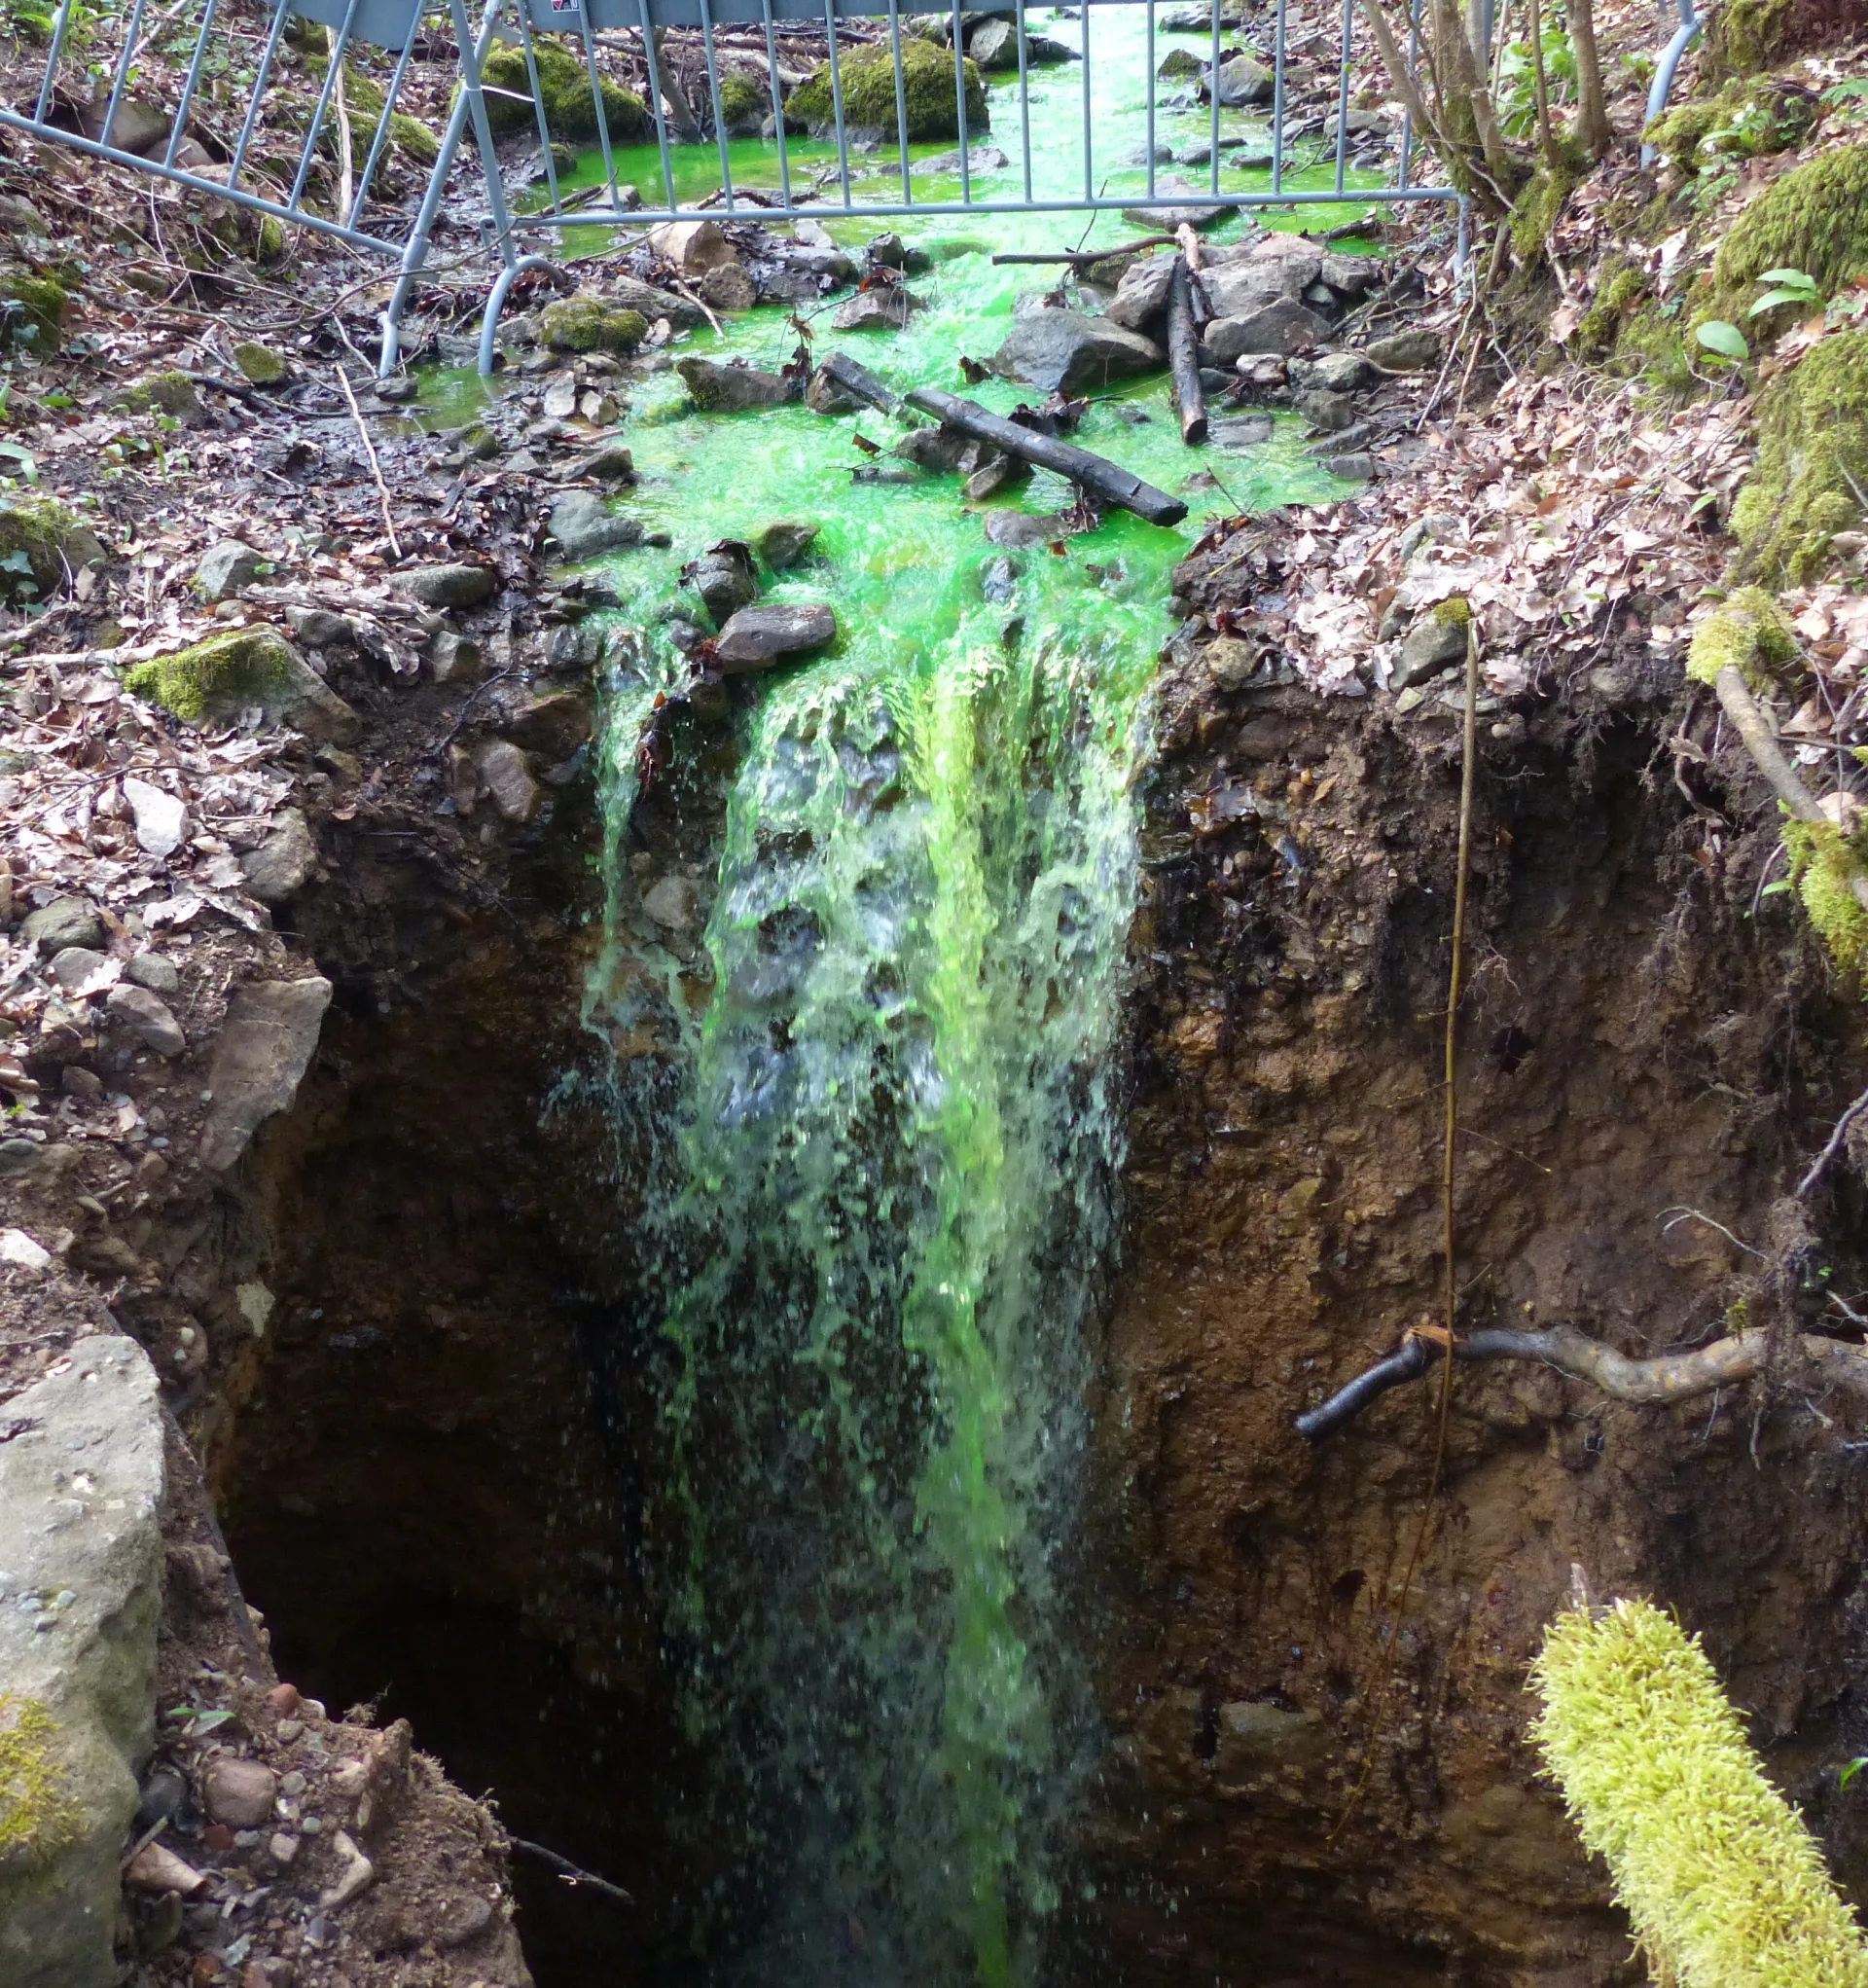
[1532,1599,1868,1988]
[786,37,988,142]
[1685,586,1799,688]
[1730,329,1868,586]
[1644,77,1814,173]
[124,629,298,721]
[538,296,648,354]
[116,371,201,417]
[302,55,442,164]
[1576,259,1648,358]
[0,272,64,352]
[1510,156,1581,264]
[232,342,287,386]
[1429,596,1471,628]
[1705,0,1797,77]
[1782,817,1868,975]
[1710,144,1868,319]
[1616,302,1696,393]
[717,71,763,127]
[0,1694,79,1863]
[472,39,648,144]
[0,494,103,603]
[1158,47,1203,79]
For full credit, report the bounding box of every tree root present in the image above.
[1295,1324,1868,1440]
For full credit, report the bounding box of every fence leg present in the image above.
[478,254,574,376]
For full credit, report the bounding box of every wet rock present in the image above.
[675,356,792,412]
[106,985,185,1058]
[1120,183,1229,229]
[1295,388,1358,432]
[964,453,1028,499]
[684,541,760,621]
[0,1337,163,1988]
[1206,53,1274,101]
[123,776,188,858]
[1157,46,1203,79]
[232,342,287,385]
[967,17,1019,65]
[1366,327,1442,372]
[806,362,861,415]
[48,946,108,992]
[473,741,541,824]
[1289,349,1375,393]
[980,554,1022,601]
[1209,413,1274,448]
[647,218,737,276]
[1398,605,1471,685]
[390,563,496,609]
[127,953,179,994]
[240,809,316,904]
[602,274,703,326]
[284,606,356,648]
[713,602,838,669]
[699,262,757,312]
[22,897,103,954]
[372,375,418,403]
[542,374,579,422]
[911,144,1011,176]
[199,977,333,1172]
[984,510,1073,548]
[1324,106,1390,142]
[894,425,974,472]
[1325,451,1375,480]
[134,1764,187,1833]
[1204,634,1260,689]
[832,287,926,332]
[538,296,648,354]
[1107,252,1177,332]
[988,309,1164,395]
[196,540,265,601]
[1205,299,1333,361]
[0,193,48,234]
[202,1758,278,1828]
[1202,255,1320,321]
[643,874,700,931]
[580,441,636,483]
[549,491,645,560]
[757,519,820,570]
[504,692,593,760]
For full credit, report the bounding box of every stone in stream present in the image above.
[1205,299,1334,360]
[988,309,1164,395]
[964,453,1029,500]
[542,373,580,422]
[1157,46,1203,79]
[684,541,760,622]
[603,274,704,327]
[1106,252,1178,332]
[911,145,1011,177]
[195,539,265,600]
[1209,413,1274,448]
[1325,451,1375,479]
[106,984,186,1058]
[712,603,839,670]
[756,520,820,570]
[1201,249,1322,319]
[894,425,978,472]
[984,510,1077,549]
[1205,53,1275,103]
[539,297,649,354]
[700,263,757,313]
[1295,388,1359,432]
[580,441,636,483]
[966,18,1021,66]
[832,287,926,332]
[980,553,1022,601]
[1290,349,1376,393]
[549,491,645,560]
[1120,179,1229,229]
[647,218,739,276]
[391,563,497,609]
[676,357,793,412]
[0,1337,164,1988]
[806,362,861,415]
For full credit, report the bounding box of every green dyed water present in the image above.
[558,13,1368,1983]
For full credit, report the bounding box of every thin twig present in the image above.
[670,277,724,337]
[508,1837,634,1905]
[333,365,403,561]
[1798,1084,1868,1200]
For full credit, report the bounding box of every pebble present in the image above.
[61,1066,102,1101]
[391,563,497,609]
[127,952,181,994]
[202,1755,279,1828]
[268,1831,301,1865]
[106,984,186,1059]
[268,1681,301,1716]
[274,1717,304,1742]
[302,1815,324,1836]
[123,776,190,858]
[47,945,108,992]
[21,897,104,954]
[280,1769,307,1796]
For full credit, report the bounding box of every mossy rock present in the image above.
[1643,76,1814,173]
[1708,143,1868,322]
[1575,259,1647,359]
[304,54,443,165]
[125,629,359,741]
[115,371,202,419]
[1784,816,1868,976]
[1615,301,1694,394]
[716,71,765,132]
[1704,0,1795,76]
[786,36,988,143]
[1158,47,1203,79]
[233,342,287,386]
[0,495,107,604]
[1685,584,1798,688]
[472,39,649,145]
[0,273,64,354]
[1730,329,1868,585]
[538,297,648,354]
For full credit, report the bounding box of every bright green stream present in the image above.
[539,12,1372,1982]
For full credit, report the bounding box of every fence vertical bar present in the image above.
[1145,0,1156,199]
[162,0,223,166]
[512,10,563,220]
[1332,0,1352,194]
[698,0,736,212]
[32,0,77,122]
[1013,0,1031,203]
[1398,0,1419,187]
[575,10,624,215]
[887,0,912,205]
[1207,0,1220,194]
[760,0,792,210]
[348,29,421,223]
[286,0,362,210]
[635,0,678,216]
[952,0,972,208]
[1271,0,1286,192]
[1079,0,1092,199]
[823,0,852,208]
[99,0,152,161]
[228,0,294,192]
[447,0,517,260]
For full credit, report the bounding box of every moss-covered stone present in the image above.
[716,71,765,130]
[1730,329,1868,585]
[0,1695,79,1864]
[786,37,988,143]
[1709,143,1868,321]
[1158,47,1203,79]
[1685,585,1799,688]
[1704,0,1795,76]
[1643,75,1814,172]
[1576,259,1647,359]
[124,629,360,741]
[116,371,202,418]
[0,273,64,354]
[1509,154,1581,264]
[305,55,443,164]
[473,39,649,145]
[0,495,106,604]
[538,297,649,354]
[232,342,287,386]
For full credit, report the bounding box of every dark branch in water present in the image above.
[1295,1324,1868,1440]
[508,1837,635,1906]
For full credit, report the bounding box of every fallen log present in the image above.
[1167,259,1206,447]
[818,351,1188,528]
[1294,1322,1868,1441]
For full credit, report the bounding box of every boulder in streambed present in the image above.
[1205,299,1333,360]
[539,296,649,354]
[988,309,1164,395]
[1107,252,1178,332]
[603,274,703,327]
[831,287,926,332]
[684,541,760,622]
[676,356,793,412]
[713,602,838,670]
[1209,413,1274,448]
[807,362,862,415]
[756,519,821,570]
[700,263,758,313]
[391,562,497,608]
[984,510,1078,548]
[647,218,739,277]
[549,491,645,560]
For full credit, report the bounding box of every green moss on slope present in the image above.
[1730,330,1868,585]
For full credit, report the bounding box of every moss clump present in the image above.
[304,56,442,163]
[0,495,104,603]
[538,297,648,354]
[1616,302,1696,393]
[1429,596,1471,628]
[1730,330,1868,585]
[0,272,64,353]
[1532,1599,1868,1986]
[115,371,202,418]
[1509,153,1582,264]
[1685,586,1799,688]
[125,629,299,721]
[1158,47,1203,79]
[1575,259,1647,358]
[1783,817,1868,975]
[0,1694,79,1863]
[473,40,648,144]
[1645,78,1813,173]
[716,71,764,129]
[1710,144,1868,317]
[233,341,287,386]
[786,37,988,142]
[1705,0,1796,76]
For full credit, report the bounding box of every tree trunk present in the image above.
[651,26,703,141]
[1567,0,1613,159]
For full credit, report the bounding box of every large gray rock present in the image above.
[675,357,792,412]
[1201,242,1322,318]
[1107,252,1178,332]
[239,809,317,904]
[831,288,924,332]
[1206,53,1274,102]
[549,492,645,561]
[1206,299,1333,360]
[195,539,265,601]
[0,1336,164,1988]
[199,975,332,1171]
[391,564,496,609]
[988,310,1164,395]
[1367,327,1444,372]
[20,898,104,955]
[1290,349,1376,394]
[603,274,703,326]
[967,17,1020,65]
[1209,412,1275,449]
[713,603,838,669]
